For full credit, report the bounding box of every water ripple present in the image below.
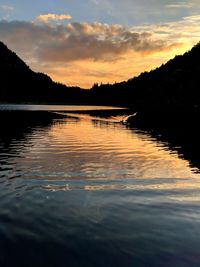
[0,108,200,266]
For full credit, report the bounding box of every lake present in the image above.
[1,105,200,267]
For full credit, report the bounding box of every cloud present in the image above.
[0,4,14,12]
[35,13,72,23]
[132,14,200,43]
[0,20,176,64]
[40,23,173,62]
[183,14,200,22]
[166,2,194,9]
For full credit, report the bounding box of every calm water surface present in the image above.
[1,105,200,267]
[0,104,125,111]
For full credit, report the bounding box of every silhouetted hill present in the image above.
[0,41,87,103]
[90,42,200,111]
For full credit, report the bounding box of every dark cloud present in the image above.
[0,20,172,63]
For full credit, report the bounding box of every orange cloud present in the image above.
[35,13,72,23]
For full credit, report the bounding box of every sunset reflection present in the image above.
[36,115,198,179]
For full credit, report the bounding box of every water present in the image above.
[1,105,200,267]
[0,104,125,111]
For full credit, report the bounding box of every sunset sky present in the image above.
[0,0,200,88]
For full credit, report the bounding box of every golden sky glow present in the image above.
[47,44,190,88]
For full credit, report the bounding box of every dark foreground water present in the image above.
[1,105,200,267]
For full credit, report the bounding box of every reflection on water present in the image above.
[0,104,126,111]
[0,111,197,180]
[132,122,200,174]
[1,107,200,266]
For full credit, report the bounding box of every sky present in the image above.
[0,0,200,88]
